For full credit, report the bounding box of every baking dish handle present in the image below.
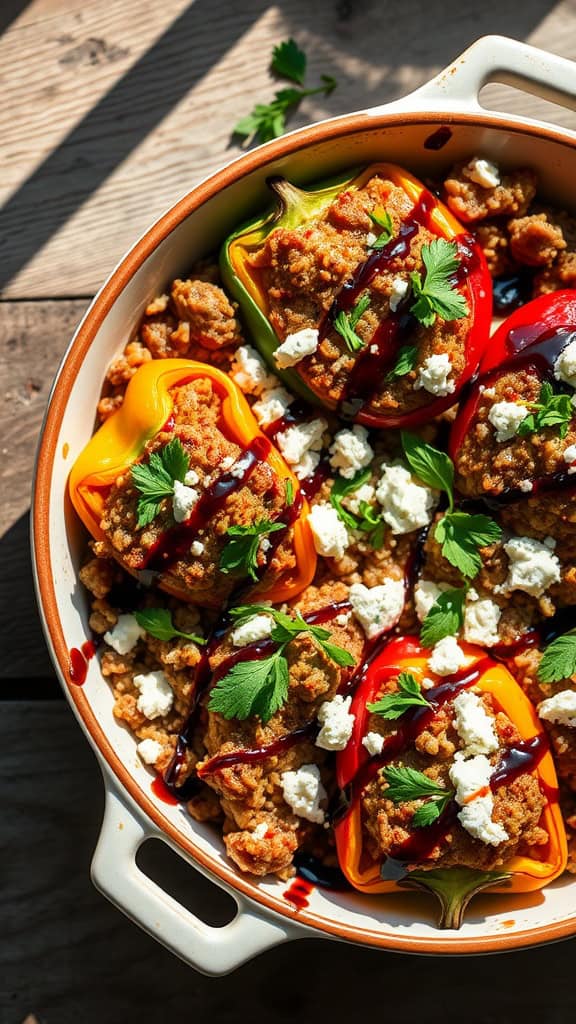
[91,782,301,975]
[368,34,576,119]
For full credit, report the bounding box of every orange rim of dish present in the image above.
[32,108,576,955]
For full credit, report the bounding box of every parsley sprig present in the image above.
[131,437,189,529]
[401,432,502,579]
[220,520,285,582]
[368,207,394,249]
[516,381,573,440]
[333,292,371,353]
[133,608,205,645]
[410,239,469,328]
[386,344,419,380]
[420,587,467,648]
[383,765,454,828]
[367,672,431,721]
[330,468,385,548]
[208,605,355,723]
[538,629,576,683]
[234,39,337,144]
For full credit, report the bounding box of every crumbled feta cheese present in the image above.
[137,738,162,765]
[487,400,529,442]
[366,231,378,247]
[276,418,326,465]
[293,449,321,480]
[230,344,277,395]
[316,695,355,751]
[104,613,145,654]
[375,463,437,534]
[421,677,435,690]
[184,468,199,486]
[452,690,499,755]
[499,535,561,597]
[260,538,271,553]
[274,328,319,368]
[362,731,384,756]
[280,764,326,823]
[519,479,533,492]
[389,276,409,312]
[329,425,374,479]
[190,540,204,556]
[133,671,174,720]
[335,611,352,627]
[252,821,269,840]
[429,636,467,676]
[563,444,576,472]
[231,614,274,647]
[466,157,501,189]
[251,386,293,428]
[172,480,200,523]
[343,482,376,517]
[449,753,509,846]
[349,580,405,639]
[413,579,451,622]
[554,337,576,389]
[307,503,349,559]
[538,689,576,729]
[221,456,235,471]
[463,593,501,647]
[414,353,455,397]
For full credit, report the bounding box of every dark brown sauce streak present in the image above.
[423,126,453,150]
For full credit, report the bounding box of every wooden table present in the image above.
[4,1,576,1019]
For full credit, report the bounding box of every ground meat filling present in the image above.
[99,377,296,606]
[511,646,576,794]
[249,176,471,418]
[361,677,548,871]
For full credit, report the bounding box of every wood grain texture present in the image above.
[1,702,575,1024]
[2,0,576,297]
[0,299,88,680]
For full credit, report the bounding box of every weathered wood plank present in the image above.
[3,0,576,298]
[0,299,88,679]
[2,702,576,1023]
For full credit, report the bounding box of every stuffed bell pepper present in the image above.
[221,163,492,428]
[334,635,567,928]
[69,359,317,607]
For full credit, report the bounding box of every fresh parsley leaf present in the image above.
[368,207,394,249]
[537,629,576,683]
[333,292,371,353]
[383,765,451,803]
[420,587,467,647]
[330,468,372,529]
[411,792,453,828]
[208,650,289,723]
[435,513,502,579]
[386,344,419,380]
[367,671,431,721]
[285,479,294,506]
[409,239,469,327]
[228,604,355,667]
[133,608,205,645]
[234,70,337,144]
[401,432,454,506]
[220,520,285,582]
[131,437,190,529]
[271,38,307,84]
[516,382,573,440]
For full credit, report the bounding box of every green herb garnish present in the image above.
[409,239,469,328]
[383,765,454,828]
[208,605,355,722]
[401,433,502,579]
[330,468,385,547]
[133,608,205,645]
[271,38,307,84]
[367,672,431,721]
[516,381,573,440]
[537,629,576,683]
[131,437,189,529]
[333,292,371,353]
[220,520,285,582]
[285,479,295,506]
[368,207,394,249]
[420,587,467,647]
[386,344,419,380]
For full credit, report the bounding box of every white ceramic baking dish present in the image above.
[32,34,576,974]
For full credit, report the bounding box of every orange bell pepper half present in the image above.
[69,358,317,604]
[334,636,567,927]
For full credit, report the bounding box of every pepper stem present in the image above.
[266,176,345,231]
[398,868,512,929]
